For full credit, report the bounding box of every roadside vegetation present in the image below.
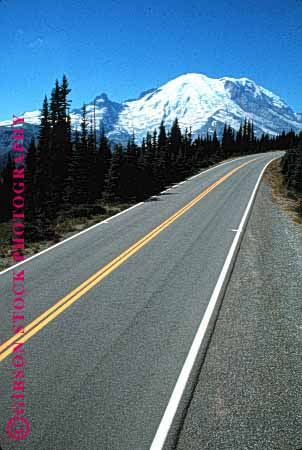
[0,201,134,270]
[280,133,302,217]
[263,133,302,225]
[0,75,300,270]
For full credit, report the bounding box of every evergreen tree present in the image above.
[25,138,37,222]
[96,127,112,198]
[0,154,15,222]
[236,124,243,155]
[68,129,82,205]
[212,130,221,161]
[290,134,302,193]
[169,118,182,181]
[170,118,182,162]
[221,124,235,159]
[75,104,90,204]
[30,94,57,239]
[49,76,72,209]
[64,105,90,207]
[156,121,169,189]
[104,144,124,201]
[141,131,156,195]
[87,126,98,203]
[174,128,188,181]
[120,131,139,199]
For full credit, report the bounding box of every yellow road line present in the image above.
[0,159,255,362]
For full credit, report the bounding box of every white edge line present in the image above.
[159,155,248,195]
[0,202,144,276]
[0,153,278,276]
[185,156,245,181]
[149,156,278,450]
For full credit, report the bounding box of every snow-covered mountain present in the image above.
[1,73,301,152]
[112,73,301,141]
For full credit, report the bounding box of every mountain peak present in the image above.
[112,72,301,142]
[0,72,301,149]
[164,72,215,87]
[94,93,109,103]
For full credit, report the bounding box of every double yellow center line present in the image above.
[0,159,254,362]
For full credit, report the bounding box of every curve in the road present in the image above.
[0,158,254,363]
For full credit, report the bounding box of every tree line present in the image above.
[0,75,300,239]
[281,133,302,198]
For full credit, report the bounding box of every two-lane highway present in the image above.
[0,153,280,450]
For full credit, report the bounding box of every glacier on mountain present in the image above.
[0,73,301,146]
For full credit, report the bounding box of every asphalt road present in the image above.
[0,152,281,450]
[176,177,302,450]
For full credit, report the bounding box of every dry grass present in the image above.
[0,201,134,272]
[263,158,302,226]
[0,224,51,271]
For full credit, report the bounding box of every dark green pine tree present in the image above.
[186,127,193,168]
[50,80,60,126]
[151,129,158,184]
[221,123,228,159]
[169,118,182,182]
[104,144,124,201]
[60,75,72,119]
[138,137,146,174]
[174,128,189,182]
[64,105,90,207]
[155,120,169,190]
[292,134,302,193]
[67,129,82,205]
[141,131,156,195]
[212,129,221,161]
[144,131,155,170]
[120,131,139,199]
[77,104,90,204]
[236,124,243,155]
[246,120,253,153]
[243,118,254,154]
[0,154,15,223]
[48,79,61,208]
[87,126,98,203]
[221,124,235,159]
[97,127,112,198]
[62,134,75,210]
[62,110,73,205]
[25,138,37,223]
[181,127,192,177]
[38,96,51,153]
[191,136,205,169]
[49,75,72,209]
[30,95,57,239]
[140,137,146,162]
[250,122,256,152]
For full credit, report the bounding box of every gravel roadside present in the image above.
[175,178,302,450]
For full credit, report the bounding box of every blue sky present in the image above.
[0,0,301,119]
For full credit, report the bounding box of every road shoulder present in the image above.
[176,175,302,450]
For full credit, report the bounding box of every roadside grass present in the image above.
[0,201,135,272]
[264,158,302,225]
[54,202,134,235]
[0,222,11,270]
